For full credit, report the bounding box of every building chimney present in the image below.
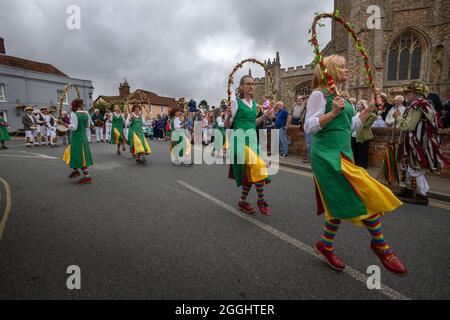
[119,79,130,99]
[0,38,5,55]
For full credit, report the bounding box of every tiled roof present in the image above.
[96,90,176,108]
[0,54,68,77]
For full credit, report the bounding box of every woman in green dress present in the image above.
[213,108,228,157]
[0,115,10,149]
[169,108,192,165]
[126,104,151,164]
[224,75,271,216]
[62,99,94,184]
[110,105,127,155]
[304,55,406,275]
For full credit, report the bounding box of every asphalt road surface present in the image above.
[0,139,449,300]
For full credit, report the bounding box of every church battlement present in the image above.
[279,64,313,78]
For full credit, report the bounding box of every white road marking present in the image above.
[177,180,411,301]
[0,154,59,160]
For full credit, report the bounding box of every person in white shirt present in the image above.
[303,54,406,275]
[22,106,39,147]
[48,109,58,147]
[385,95,406,128]
[38,107,49,146]
[104,109,112,142]
[86,114,94,143]
[202,113,211,145]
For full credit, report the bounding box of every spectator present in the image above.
[385,95,406,128]
[290,95,304,126]
[443,96,450,128]
[350,97,358,113]
[274,101,290,157]
[372,94,388,128]
[427,92,444,114]
[301,95,312,163]
[380,93,394,121]
[351,100,377,169]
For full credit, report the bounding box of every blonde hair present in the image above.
[357,99,369,109]
[311,55,346,91]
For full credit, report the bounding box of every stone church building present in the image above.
[255,0,450,104]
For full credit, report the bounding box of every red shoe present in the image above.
[370,242,407,276]
[238,202,256,215]
[77,176,92,185]
[314,241,345,271]
[69,170,80,179]
[258,201,271,216]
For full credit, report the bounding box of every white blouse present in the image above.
[174,117,183,130]
[69,111,89,131]
[304,91,362,135]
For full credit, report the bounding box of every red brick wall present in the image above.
[287,127,450,177]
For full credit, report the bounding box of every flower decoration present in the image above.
[59,84,81,118]
[227,58,276,107]
[309,10,376,96]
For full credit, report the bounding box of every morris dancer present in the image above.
[38,107,49,146]
[62,99,94,184]
[126,104,151,164]
[304,55,407,275]
[213,108,228,156]
[48,108,58,147]
[395,81,448,206]
[169,107,192,165]
[22,106,39,147]
[110,105,127,155]
[224,75,271,216]
[0,114,10,150]
[105,108,112,143]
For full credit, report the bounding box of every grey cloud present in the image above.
[0,0,333,105]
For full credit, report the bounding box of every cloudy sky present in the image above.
[0,0,333,105]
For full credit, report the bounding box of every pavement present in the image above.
[275,154,450,203]
[0,137,449,300]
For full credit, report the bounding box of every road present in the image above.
[0,139,449,300]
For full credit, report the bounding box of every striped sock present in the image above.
[81,167,90,177]
[240,185,251,203]
[321,219,341,252]
[255,181,265,205]
[363,214,391,254]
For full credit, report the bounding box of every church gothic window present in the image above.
[295,81,311,97]
[387,31,424,81]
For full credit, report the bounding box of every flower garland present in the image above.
[59,84,81,118]
[227,58,276,107]
[309,10,376,96]
[123,91,150,115]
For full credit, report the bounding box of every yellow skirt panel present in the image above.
[318,156,403,226]
[244,145,269,183]
[63,145,71,165]
[133,133,151,155]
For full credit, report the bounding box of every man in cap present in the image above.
[394,81,447,205]
[39,106,50,146]
[22,106,39,147]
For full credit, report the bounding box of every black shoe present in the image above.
[397,188,414,201]
[402,194,429,206]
